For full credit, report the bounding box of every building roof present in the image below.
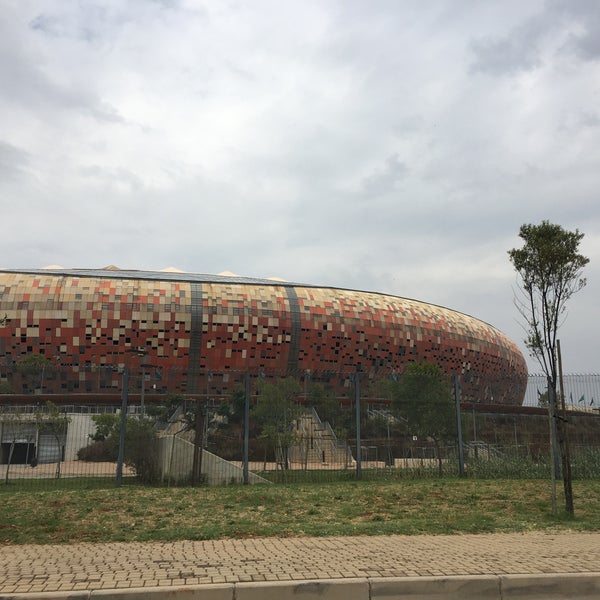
[0,267,305,288]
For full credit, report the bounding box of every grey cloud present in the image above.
[559,110,600,132]
[362,155,408,196]
[392,115,426,136]
[0,53,128,125]
[150,0,181,9]
[88,102,129,125]
[0,141,29,182]
[576,33,600,59]
[28,4,133,43]
[552,0,600,60]
[0,17,127,126]
[77,165,144,195]
[27,2,191,44]
[564,30,600,60]
[469,16,549,75]
[471,0,600,75]
[29,12,102,42]
[579,112,600,127]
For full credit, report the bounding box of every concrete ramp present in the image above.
[157,434,270,485]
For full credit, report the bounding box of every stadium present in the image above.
[0,266,527,405]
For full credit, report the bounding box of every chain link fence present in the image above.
[1,368,599,488]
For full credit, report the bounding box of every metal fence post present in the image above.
[192,396,203,486]
[116,366,129,487]
[454,375,465,476]
[243,371,250,485]
[355,369,362,480]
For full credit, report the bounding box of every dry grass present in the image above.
[1,479,599,544]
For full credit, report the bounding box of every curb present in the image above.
[2,573,600,600]
[500,573,600,599]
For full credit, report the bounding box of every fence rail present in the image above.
[524,373,600,408]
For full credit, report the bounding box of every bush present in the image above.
[466,452,550,479]
[571,447,600,479]
[77,440,117,462]
[83,414,161,483]
[122,418,161,484]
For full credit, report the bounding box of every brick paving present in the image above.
[1,532,600,594]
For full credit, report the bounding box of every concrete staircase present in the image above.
[289,408,352,467]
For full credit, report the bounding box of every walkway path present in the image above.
[1,532,600,598]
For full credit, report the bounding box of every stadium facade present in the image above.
[0,268,528,404]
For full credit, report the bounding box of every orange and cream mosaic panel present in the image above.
[292,287,527,403]
[0,273,527,403]
[0,273,192,367]
[200,283,293,371]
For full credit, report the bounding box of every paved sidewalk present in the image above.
[1,531,600,596]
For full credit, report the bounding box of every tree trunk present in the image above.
[555,417,574,515]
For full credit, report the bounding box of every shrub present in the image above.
[82,414,161,483]
[122,418,161,484]
[77,440,116,462]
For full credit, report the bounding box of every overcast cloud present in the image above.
[1,0,599,374]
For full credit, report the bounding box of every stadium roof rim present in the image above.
[0,267,502,332]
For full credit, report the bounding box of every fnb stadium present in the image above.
[0,267,527,405]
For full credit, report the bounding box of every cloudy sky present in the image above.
[1,0,599,374]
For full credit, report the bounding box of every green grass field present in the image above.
[1,479,599,544]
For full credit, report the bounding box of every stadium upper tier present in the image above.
[0,268,527,404]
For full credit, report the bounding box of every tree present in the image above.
[81,413,160,483]
[508,220,589,515]
[253,377,303,469]
[392,362,455,476]
[308,383,347,435]
[508,221,589,380]
[536,389,550,408]
[0,381,13,394]
[35,402,70,479]
[209,386,248,461]
[17,354,52,393]
[214,385,246,425]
